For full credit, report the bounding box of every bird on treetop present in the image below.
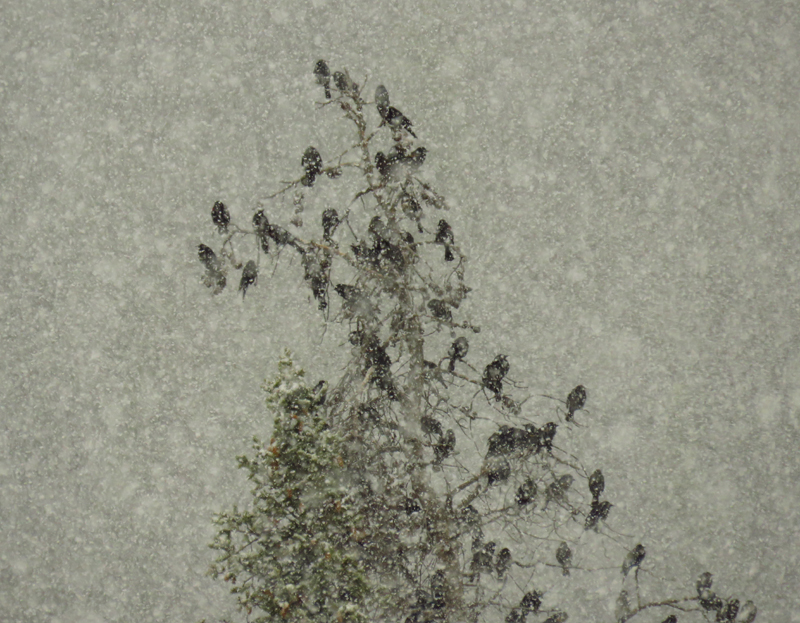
[588,469,605,500]
[555,541,572,576]
[322,209,340,241]
[435,219,455,262]
[565,385,587,421]
[211,201,230,234]
[239,260,258,298]
[447,336,468,372]
[621,543,646,577]
[314,59,331,99]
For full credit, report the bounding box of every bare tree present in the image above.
[199,63,757,623]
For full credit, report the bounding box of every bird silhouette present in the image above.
[589,469,605,500]
[447,336,469,372]
[383,105,417,137]
[622,543,646,576]
[239,260,257,298]
[482,355,510,400]
[495,547,512,578]
[565,385,587,421]
[302,146,323,187]
[211,201,230,233]
[322,209,340,241]
[313,59,331,99]
[198,244,220,272]
[434,429,456,463]
[435,219,455,262]
[515,478,538,506]
[716,600,739,622]
[555,542,572,576]
[520,590,542,613]
[585,499,613,531]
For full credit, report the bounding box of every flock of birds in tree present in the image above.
[198,60,759,623]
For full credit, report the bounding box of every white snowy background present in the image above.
[1,0,798,621]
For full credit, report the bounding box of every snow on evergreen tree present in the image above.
[209,354,367,622]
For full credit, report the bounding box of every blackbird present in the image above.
[198,244,220,272]
[239,260,257,298]
[555,541,572,576]
[322,208,340,241]
[585,499,613,531]
[482,355,510,400]
[621,544,646,577]
[435,219,455,262]
[447,336,469,372]
[496,547,512,578]
[520,591,542,613]
[588,469,605,500]
[211,201,230,233]
[566,385,587,421]
[515,477,538,506]
[302,146,323,187]
[313,59,331,99]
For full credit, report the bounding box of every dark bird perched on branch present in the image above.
[447,336,469,372]
[544,474,573,508]
[253,209,270,253]
[313,59,331,99]
[239,260,257,298]
[585,499,613,531]
[375,84,390,112]
[302,251,329,310]
[427,299,452,322]
[496,547,512,578]
[589,469,605,500]
[433,429,456,463]
[622,543,646,577]
[400,192,424,233]
[699,588,724,612]
[515,477,538,506]
[482,354,510,401]
[405,146,426,168]
[435,219,455,262]
[566,384,587,421]
[375,85,417,137]
[520,591,542,613]
[301,146,323,187]
[538,422,558,452]
[198,244,220,272]
[420,415,442,437]
[555,541,572,576]
[487,458,510,486]
[505,609,524,623]
[322,208,340,241]
[363,333,397,399]
[470,541,495,579]
[211,201,230,234]
[384,105,417,137]
[198,244,227,293]
[696,572,713,593]
[488,425,531,456]
[717,600,739,623]
[429,570,446,610]
[333,70,358,96]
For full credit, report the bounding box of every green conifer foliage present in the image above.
[209,353,367,623]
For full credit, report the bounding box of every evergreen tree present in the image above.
[198,62,757,623]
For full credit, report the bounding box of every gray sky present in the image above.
[1,0,798,621]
